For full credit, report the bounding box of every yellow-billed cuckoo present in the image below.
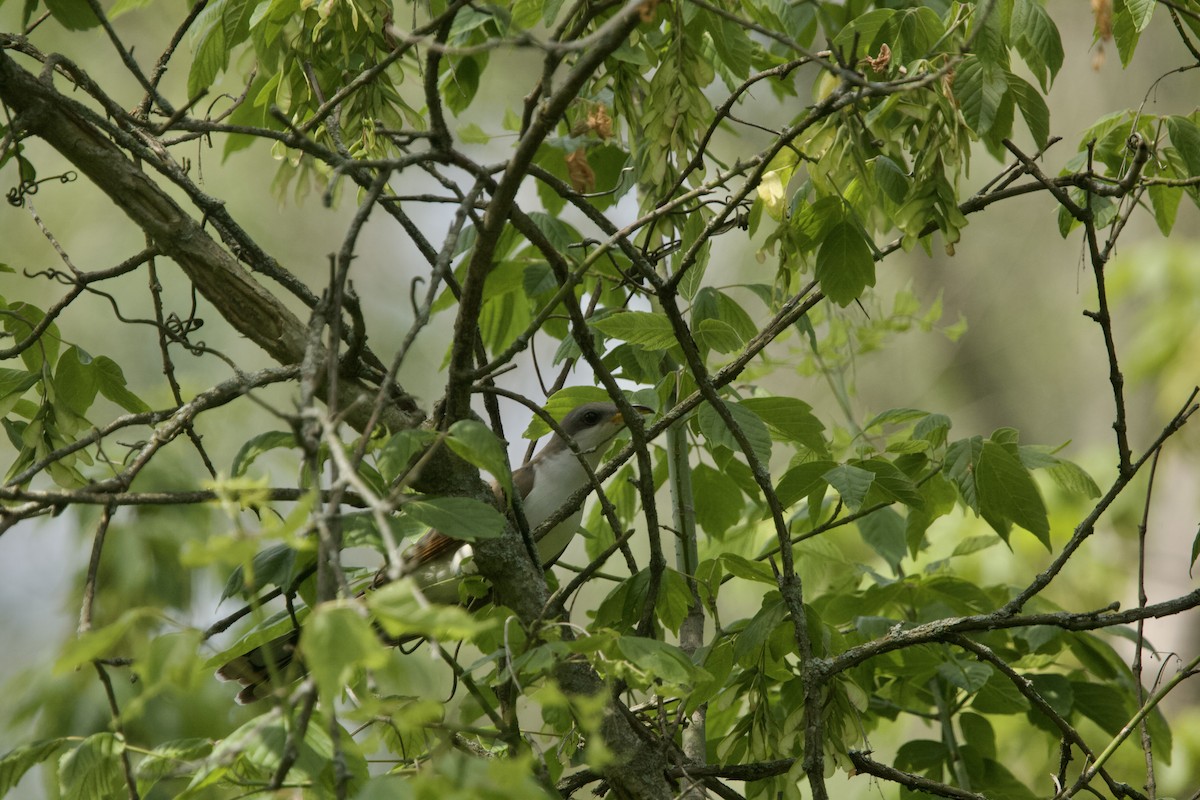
[218,400,650,702]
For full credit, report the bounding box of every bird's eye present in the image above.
[583,410,601,425]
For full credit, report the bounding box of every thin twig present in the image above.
[92,662,142,800]
[1133,450,1162,799]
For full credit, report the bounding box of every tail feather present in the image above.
[215,622,422,703]
[216,628,302,704]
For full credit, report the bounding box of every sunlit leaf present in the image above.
[0,739,69,797]
[58,733,124,800]
[301,603,390,703]
[591,311,679,351]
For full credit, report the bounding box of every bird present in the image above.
[217,400,651,703]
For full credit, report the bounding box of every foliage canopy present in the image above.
[1,0,1200,798]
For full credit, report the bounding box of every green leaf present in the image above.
[740,396,827,454]
[591,311,679,351]
[1149,183,1182,236]
[656,568,695,634]
[109,0,159,17]
[854,458,925,508]
[1012,0,1064,90]
[53,346,98,416]
[231,430,296,477]
[895,739,947,773]
[955,57,1007,136]
[822,464,875,511]
[368,580,499,641]
[1167,115,1200,177]
[617,636,696,687]
[192,709,366,795]
[775,460,835,509]
[792,196,844,250]
[857,507,906,572]
[221,542,315,600]
[973,759,1041,800]
[977,441,1050,547]
[891,6,945,63]
[1070,681,1131,736]
[691,463,744,538]
[457,122,491,144]
[447,419,512,496]
[732,598,787,667]
[523,262,557,296]
[697,399,772,465]
[951,535,1000,557]
[511,0,541,27]
[945,436,985,513]
[377,428,436,485]
[55,608,159,674]
[718,553,776,585]
[692,288,759,344]
[189,5,229,97]
[1124,0,1155,31]
[1111,0,1141,66]
[706,14,754,80]
[526,212,580,255]
[0,305,53,373]
[0,368,40,404]
[864,408,930,430]
[1066,632,1122,680]
[694,318,744,354]
[874,155,909,204]
[93,356,152,414]
[937,658,991,693]
[301,603,390,703]
[1190,524,1200,578]
[0,739,69,797]
[135,739,213,793]
[917,414,951,448]
[973,667,1029,714]
[1045,459,1101,498]
[831,8,894,56]
[816,221,875,307]
[403,497,506,541]
[1006,71,1050,149]
[443,55,483,114]
[58,733,124,800]
[42,0,100,29]
[959,713,996,760]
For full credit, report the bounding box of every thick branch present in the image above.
[0,50,425,439]
[442,0,646,422]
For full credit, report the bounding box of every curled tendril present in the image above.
[164,311,207,354]
[6,171,78,207]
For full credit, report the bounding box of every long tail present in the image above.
[216,629,302,704]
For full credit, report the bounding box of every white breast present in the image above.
[520,448,596,565]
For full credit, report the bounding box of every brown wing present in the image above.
[400,528,465,570]
[375,472,531,587]
[510,461,535,513]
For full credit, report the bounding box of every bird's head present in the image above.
[544,401,653,462]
